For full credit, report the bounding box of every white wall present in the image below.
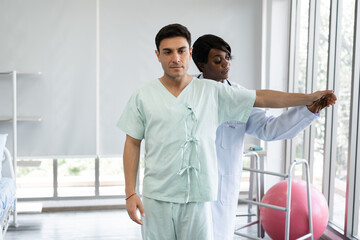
[0,0,263,157]
[0,0,97,157]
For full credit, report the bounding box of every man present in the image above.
[117,24,336,240]
[192,34,334,240]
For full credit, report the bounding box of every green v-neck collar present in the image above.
[156,77,195,100]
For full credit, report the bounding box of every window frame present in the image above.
[287,0,360,238]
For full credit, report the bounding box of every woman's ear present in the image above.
[197,62,205,72]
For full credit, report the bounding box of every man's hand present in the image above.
[307,92,337,113]
[308,90,335,103]
[126,194,145,225]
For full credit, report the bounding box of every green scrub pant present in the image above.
[141,196,214,240]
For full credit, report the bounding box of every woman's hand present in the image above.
[307,91,337,113]
[308,90,336,105]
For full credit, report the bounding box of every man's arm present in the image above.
[254,90,337,108]
[123,134,145,225]
[246,92,335,140]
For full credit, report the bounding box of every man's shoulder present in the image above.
[125,80,159,103]
[228,81,246,89]
[192,77,220,89]
[196,77,225,87]
[133,79,159,93]
[195,78,250,93]
[191,74,229,88]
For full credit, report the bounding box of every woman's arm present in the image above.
[254,89,336,108]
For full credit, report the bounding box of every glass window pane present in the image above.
[331,0,355,229]
[57,158,95,197]
[313,0,331,191]
[293,0,310,179]
[17,159,53,198]
[99,157,123,196]
[296,0,310,94]
[240,156,251,193]
[104,156,145,197]
[294,131,305,180]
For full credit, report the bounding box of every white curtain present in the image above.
[0,0,262,157]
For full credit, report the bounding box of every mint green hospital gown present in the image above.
[117,77,255,204]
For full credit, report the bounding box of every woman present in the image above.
[192,34,334,240]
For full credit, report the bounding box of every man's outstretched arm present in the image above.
[254,90,337,108]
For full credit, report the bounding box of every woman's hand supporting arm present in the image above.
[254,89,336,108]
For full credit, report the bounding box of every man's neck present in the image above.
[159,74,193,97]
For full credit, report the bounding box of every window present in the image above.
[17,159,53,198]
[292,0,310,180]
[331,0,356,229]
[16,155,146,200]
[289,0,360,237]
[57,158,95,197]
[313,0,331,192]
[99,157,123,196]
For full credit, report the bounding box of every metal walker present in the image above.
[234,152,314,240]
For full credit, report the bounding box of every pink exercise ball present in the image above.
[259,180,329,240]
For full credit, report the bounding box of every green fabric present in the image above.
[141,196,213,240]
[118,77,255,203]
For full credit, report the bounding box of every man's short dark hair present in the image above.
[192,34,232,72]
[155,24,191,51]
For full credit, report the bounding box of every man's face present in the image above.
[201,48,231,82]
[156,36,192,79]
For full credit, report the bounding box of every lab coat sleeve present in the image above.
[245,106,319,141]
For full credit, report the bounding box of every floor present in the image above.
[5,205,268,240]
[6,208,141,240]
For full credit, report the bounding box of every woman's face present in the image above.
[201,48,231,82]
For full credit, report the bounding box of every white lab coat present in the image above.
[203,77,319,240]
